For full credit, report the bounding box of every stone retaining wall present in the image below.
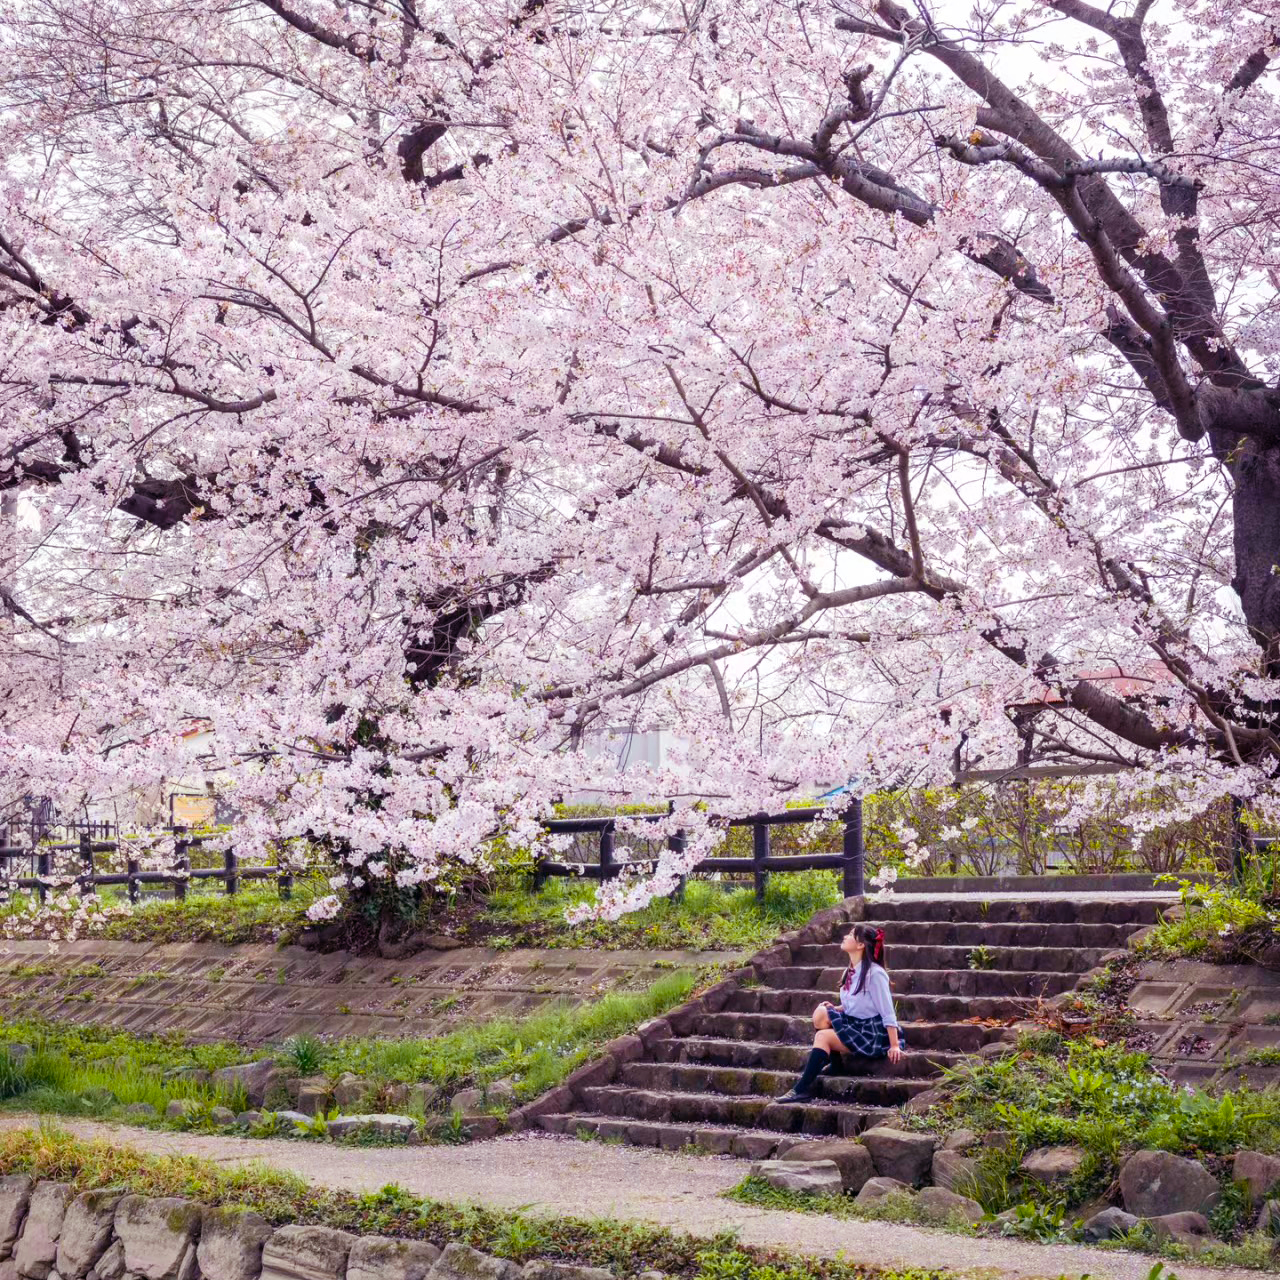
[0,941,732,1045]
[0,1177,637,1280]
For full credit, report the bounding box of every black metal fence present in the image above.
[535,800,865,900]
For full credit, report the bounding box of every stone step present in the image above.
[693,1011,1018,1052]
[724,987,1035,1020]
[757,967,1080,998]
[863,897,1169,925]
[621,1060,940,1103]
[576,1084,897,1136]
[647,1035,967,1075]
[790,943,1109,973]
[815,920,1138,949]
[533,1112,849,1160]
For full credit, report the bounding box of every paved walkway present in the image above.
[0,1117,1257,1280]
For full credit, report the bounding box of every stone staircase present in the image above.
[526,892,1169,1158]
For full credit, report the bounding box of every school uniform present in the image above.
[825,962,906,1057]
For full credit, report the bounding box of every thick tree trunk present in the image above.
[1228,434,1280,677]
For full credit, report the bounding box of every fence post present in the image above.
[599,822,615,881]
[35,849,50,904]
[1231,795,1248,884]
[78,832,92,890]
[278,860,293,901]
[843,797,865,898]
[752,813,769,903]
[174,829,189,902]
[224,848,239,895]
[668,828,687,902]
[531,856,547,894]
[126,853,140,904]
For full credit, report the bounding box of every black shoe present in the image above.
[773,1089,812,1104]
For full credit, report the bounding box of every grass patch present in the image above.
[0,1126,946,1280]
[1134,877,1280,965]
[473,873,841,952]
[726,1178,979,1236]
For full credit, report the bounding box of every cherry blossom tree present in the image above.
[1,0,1278,933]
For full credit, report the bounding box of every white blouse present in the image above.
[837,962,899,1028]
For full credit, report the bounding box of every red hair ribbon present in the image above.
[874,928,885,964]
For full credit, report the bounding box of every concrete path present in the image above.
[0,1117,1258,1280]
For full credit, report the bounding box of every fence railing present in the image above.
[0,828,298,903]
[535,800,865,900]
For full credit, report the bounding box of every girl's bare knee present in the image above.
[812,1004,831,1028]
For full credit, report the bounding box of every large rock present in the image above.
[211,1061,282,1109]
[931,1151,980,1197]
[260,1226,355,1280]
[56,1193,122,1280]
[854,1177,912,1205]
[1145,1211,1215,1251]
[114,1197,201,1280]
[941,1129,979,1153]
[485,1081,517,1109]
[750,1161,842,1196]
[449,1090,483,1116]
[780,1141,874,1193]
[197,1208,274,1280]
[14,1183,72,1280]
[1080,1207,1138,1243]
[1119,1150,1220,1218]
[291,1079,332,1118]
[1257,1199,1280,1234]
[1020,1146,1085,1186]
[326,1116,419,1143]
[0,1177,32,1261]
[346,1237,440,1280]
[519,1266,612,1280]
[858,1129,936,1186]
[331,1075,367,1111]
[1233,1151,1280,1207]
[915,1187,984,1226]
[427,1244,518,1280]
[89,1240,124,1280]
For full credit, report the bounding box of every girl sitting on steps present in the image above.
[775,922,904,1104]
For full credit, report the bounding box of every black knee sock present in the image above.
[792,1048,830,1095]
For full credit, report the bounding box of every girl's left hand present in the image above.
[888,1043,902,1065]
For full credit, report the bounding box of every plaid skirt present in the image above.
[828,1011,904,1058]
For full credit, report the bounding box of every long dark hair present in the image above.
[842,923,887,996]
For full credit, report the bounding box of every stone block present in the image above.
[750,1160,842,1196]
[331,1075,367,1110]
[854,1177,911,1205]
[293,1079,332,1118]
[519,1265,612,1280]
[427,1244,517,1280]
[0,1176,32,1261]
[1145,1211,1215,1251]
[485,1081,516,1109]
[113,1196,201,1280]
[87,1240,124,1280]
[1080,1207,1138,1243]
[163,1101,190,1122]
[941,1129,978,1153]
[915,1187,984,1225]
[15,1183,72,1280]
[729,1133,776,1161]
[1234,1150,1280,1206]
[210,1108,237,1128]
[931,1151,980,1197]
[901,1088,942,1116]
[327,1115,419,1143]
[1119,1150,1220,1218]
[781,1140,874,1193]
[56,1193,122,1280]
[1020,1146,1085,1186]
[198,1207,274,1280]
[1257,1199,1280,1233]
[859,1128,936,1186]
[260,1226,356,1280]
[210,1061,281,1108]
[346,1237,440,1280]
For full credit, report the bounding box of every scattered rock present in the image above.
[1080,1207,1139,1243]
[854,1177,912,1205]
[88,1240,124,1280]
[381,1086,409,1111]
[112,1196,201,1280]
[941,1129,978,1153]
[331,1075,367,1111]
[162,1068,209,1087]
[1020,1146,1085,1186]
[3,1047,31,1065]
[211,1061,282,1109]
[260,1226,355,1280]
[407,1085,437,1112]
[1119,1150,1220,1218]
[976,1042,1015,1060]
[428,1244,517,1280]
[1234,1151,1280,1207]
[750,1161,842,1196]
[197,1208,273,1280]
[209,1108,237,1129]
[14,1182,72,1280]
[122,1105,156,1120]
[901,1088,942,1116]
[420,935,464,952]
[275,1112,310,1128]
[292,1079,332,1118]
[486,1080,517,1109]
[0,1176,32,1261]
[346,1237,440,1280]
[915,1187,984,1226]
[980,1130,1013,1152]
[1257,1199,1280,1233]
[450,1090,483,1115]
[930,1151,980,1197]
[162,1101,191,1122]
[1145,1211,1216,1251]
[858,1128,936,1186]
[519,1264,613,1280]
[327,1116,419,1144]
[236,1113,262,1129]
[781,1140,874,1194]
[55,1192,122,1280]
